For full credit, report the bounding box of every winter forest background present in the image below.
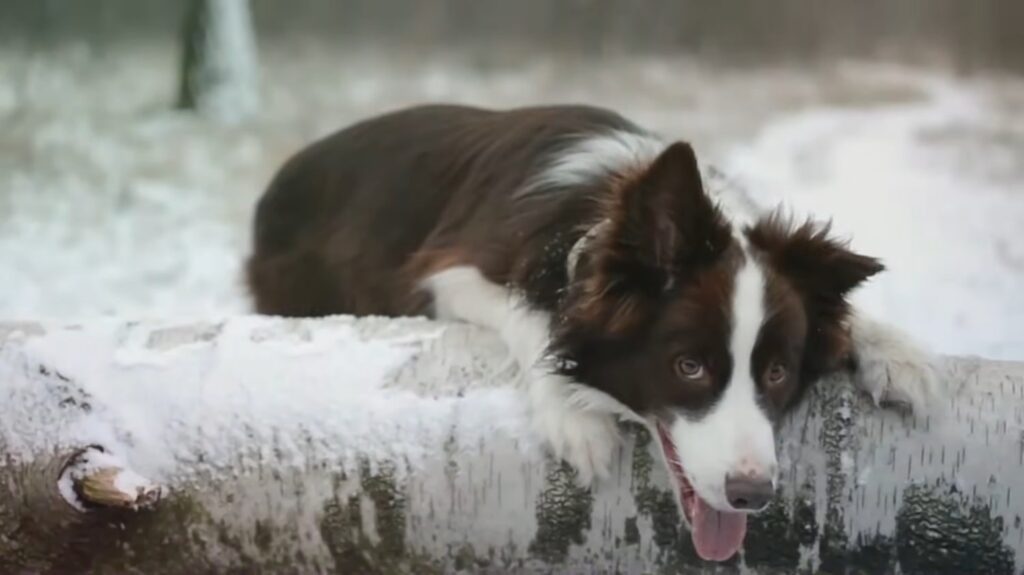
[1,0,1023,360]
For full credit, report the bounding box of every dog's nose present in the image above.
[725,474,774,511]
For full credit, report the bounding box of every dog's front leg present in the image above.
[424,266,621,484]
[847,311,944,411]
[525,367,621,484]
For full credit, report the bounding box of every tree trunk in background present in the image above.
[177,0,259,122]
[0,317,1022,574]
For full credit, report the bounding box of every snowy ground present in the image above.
[1,43,1022,360]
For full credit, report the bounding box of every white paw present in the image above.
[852,320,944,412]
[534,404,620,486]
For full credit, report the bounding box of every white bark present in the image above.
[0,317,1021,574]
[177,0,259,122]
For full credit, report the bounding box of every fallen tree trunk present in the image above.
[0,316,1021,574]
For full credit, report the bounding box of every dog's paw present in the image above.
[534,404,620,486]
[852,320,944,412]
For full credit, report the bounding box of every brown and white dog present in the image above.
[247,104,940,561]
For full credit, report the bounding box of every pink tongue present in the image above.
[691,496,747,562]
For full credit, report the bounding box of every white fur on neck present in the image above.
[565,219,610,281]
[520,130,666,197]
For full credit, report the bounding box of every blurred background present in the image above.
[0,0,1021,359]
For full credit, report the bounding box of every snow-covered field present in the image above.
[1,44,1022,360]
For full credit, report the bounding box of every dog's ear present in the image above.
[746,214,883,302]
[616,142,731,275]
[746,214,884,374]
[566,142,731,336]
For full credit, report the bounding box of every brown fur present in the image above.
[247,104,637,318]
[746,214,885,386]
[248,104,882,423]
[563,142,734,338]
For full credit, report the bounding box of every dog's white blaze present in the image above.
[669,256,778,511]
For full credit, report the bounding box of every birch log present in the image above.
[0,317,1021,575]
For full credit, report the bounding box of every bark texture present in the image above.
[0,317,1021,574]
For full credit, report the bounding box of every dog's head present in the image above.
[555,142,883,561]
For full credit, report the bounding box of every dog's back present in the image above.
[247,104,637,317]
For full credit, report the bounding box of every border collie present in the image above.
[247,104,940,561]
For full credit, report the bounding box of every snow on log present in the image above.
[0,316,1022,574]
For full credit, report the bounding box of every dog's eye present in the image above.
[675,357,705,380]
[766,362,788,385]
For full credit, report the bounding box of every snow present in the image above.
[0,315,532,482]
[723,73,1024,360]
[0,47,1022,360]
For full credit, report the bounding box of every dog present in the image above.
[246,104,940,561]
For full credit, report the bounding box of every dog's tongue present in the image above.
[691,496,747,562]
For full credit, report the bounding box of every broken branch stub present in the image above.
[58,445,164,512]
